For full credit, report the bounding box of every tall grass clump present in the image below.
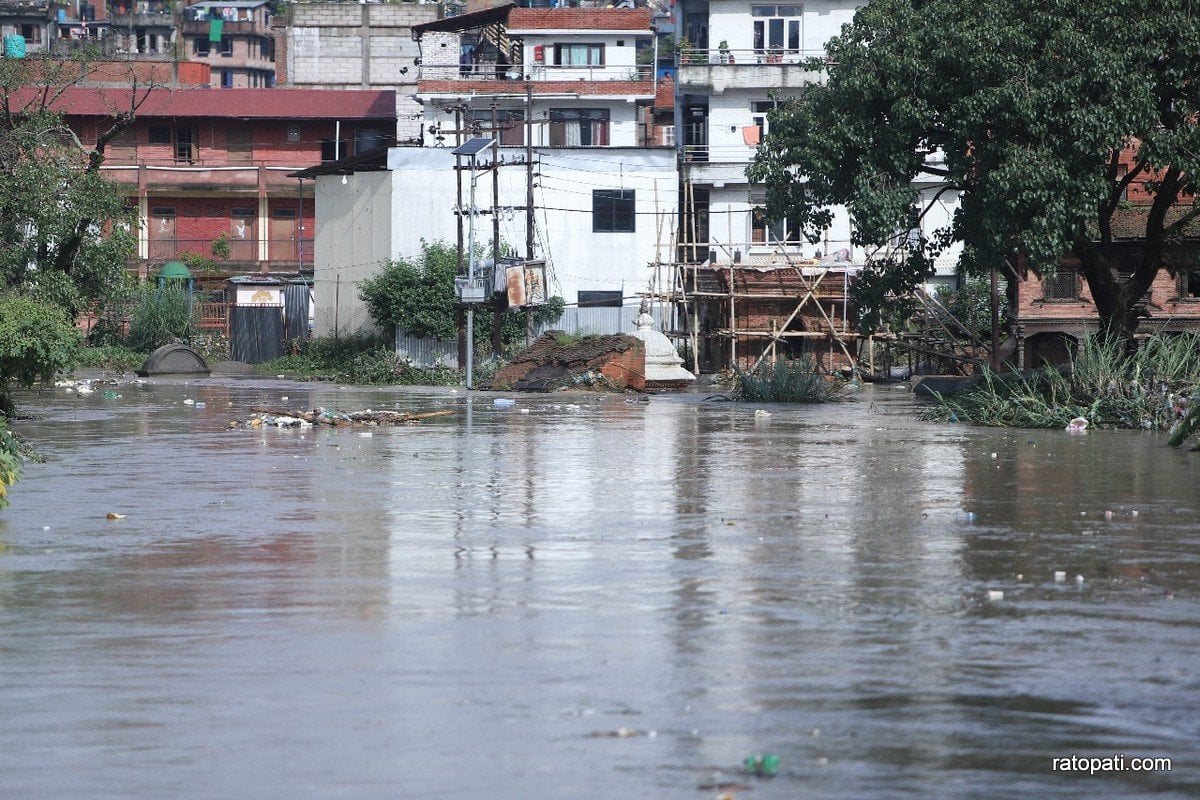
[733,357,841,403]
[126,284,197,352]
[925,332,1200,430]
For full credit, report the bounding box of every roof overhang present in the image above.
[411,3,516,36]
[290,145,391,179]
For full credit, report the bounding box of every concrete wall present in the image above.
[283,3,438,142]
[311,145,677,337]
[312,170,395,337]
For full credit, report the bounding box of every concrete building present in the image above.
[272,1,438,143]
[182,0,275,88]
[302,4,677,339]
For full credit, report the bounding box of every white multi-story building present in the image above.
[306,5,678,339]
[672,0,960,370]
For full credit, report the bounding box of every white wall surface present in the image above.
[312,170,395,337]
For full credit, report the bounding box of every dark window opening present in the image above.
[593,189,635,233]
[1043,269,1080,301]
[578,290,623,307]
[148,127,172,145]
[320,139,352,162]
[1179,270,1200,299]
[194,36,209,56]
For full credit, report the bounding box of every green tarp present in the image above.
[209,19,223,43]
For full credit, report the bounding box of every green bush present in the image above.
[126,284,197,352]
[257,334,460,386]
[360,242,459,340]
[0,293,81,392]
[0,416,19,509]
[733,357,842,403]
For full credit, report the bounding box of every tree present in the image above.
[359,239,566,355]
[1,54,147,319]
[748,0,1200,340]
[360,240,460,340]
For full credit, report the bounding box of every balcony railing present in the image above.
[678,48,830,66]
[419,63,654,83]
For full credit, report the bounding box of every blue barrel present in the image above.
[3,34,26,59]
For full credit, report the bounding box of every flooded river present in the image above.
[0,378,1197,799]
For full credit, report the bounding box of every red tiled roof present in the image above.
[418,79,653,97]
[19,87,396,120]
[654,75,674,110]
[507,8,652,31]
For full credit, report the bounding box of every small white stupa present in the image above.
[630,299,696,389]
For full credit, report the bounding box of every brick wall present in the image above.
[598,343,646,391]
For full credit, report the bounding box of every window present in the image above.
[1178,270,1200,300]
[554,43,604,66]
[593,189,635,233]
[549,108,609,147]
[751,206,800,245]
[108,129,137,162]
[660,125,675,147]
[194,37,210,56]
[320,138,352,162]
[20,24,41,44]
[1115,164,1129,202]
[578,290,623,307]
[229,208,256,260]
[752,4,802,56]
[174,128,197,162]
[220,36,233,57]
[466,110,524,146]
[354,127,386,154]
[227,126,253,163]
[221,70,234,88]
[1042,269,1080,301]
[752,100,781,140]
[148,127,173,145]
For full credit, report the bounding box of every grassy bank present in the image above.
[258,335,462,386]
[922,332,1200,430]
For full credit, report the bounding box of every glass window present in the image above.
[194,37,210,56]
[549,108,609,147]
[593,190,635,233]
[554,43,604,66]
[752,5,802,54]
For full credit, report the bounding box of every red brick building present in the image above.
[45,86,396,277]
[1013,148,1200,367]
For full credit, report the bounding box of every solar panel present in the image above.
[451,137,496,156]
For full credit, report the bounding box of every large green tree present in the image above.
[749,0,1200,339]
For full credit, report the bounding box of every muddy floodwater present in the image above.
[1,378,1198,799]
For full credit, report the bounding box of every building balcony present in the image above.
[676,49,826,94]
[181,19,271,37]
[418,62,654,84]
[108,12,176,30]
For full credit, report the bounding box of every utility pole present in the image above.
[525,81,535,346]
[491,100,503,358]
[454,107,466,372]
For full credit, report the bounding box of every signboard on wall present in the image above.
[235,286,283,306]
[507,260,547,308]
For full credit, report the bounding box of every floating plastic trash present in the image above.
[987,590,1004,601]
[1066,416,1089,432]
[493,398,516,408]
[1054,571,1067,582]
[183,399,195,405]
[106,512,125,520]
[744,753,780,777]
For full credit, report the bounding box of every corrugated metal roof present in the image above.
[26,88,397,120]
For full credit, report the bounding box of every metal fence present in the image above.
[533,305,672,337]
[395,330,459,369]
